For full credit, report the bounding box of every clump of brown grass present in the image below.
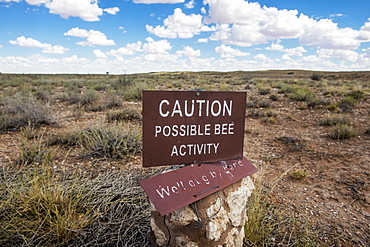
[0,164,163,247]
[0,93,56,132]
[320,114,351,126]
[329,124,358,139]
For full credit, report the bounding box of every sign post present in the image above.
[140,90,257,247]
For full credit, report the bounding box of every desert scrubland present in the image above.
[0,71,369,246]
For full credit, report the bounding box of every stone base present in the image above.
[149,176,255,247]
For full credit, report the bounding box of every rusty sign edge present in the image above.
[139,156,258,215]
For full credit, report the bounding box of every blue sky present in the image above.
[1,0,370,74]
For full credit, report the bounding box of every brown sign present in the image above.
[139,156,257,215]
[142,90,246,167]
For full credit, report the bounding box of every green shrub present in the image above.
[326,104,338,111]
[338,96,358,111]
[17,138,54,166]
[0,94,55,132]
[269,94,279,101]
[321,114,351,126]
[289,88,316,102]
[329,124,357,139]
[290,170,308,180]
[67,90,99,106]
[256,99,272,108]
[124,82,151,101]
[258,88,271,95]
[0,167,161,246]
[79,124,141,159]
[346,89,364,100]
[278,84,295,94]
[310,73,322,81]
[106,107,142,123]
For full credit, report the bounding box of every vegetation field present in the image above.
[0,70,369,246]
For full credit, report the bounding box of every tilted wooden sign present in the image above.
[142,90,247,167]
[139,156,258,215]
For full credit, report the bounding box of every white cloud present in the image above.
[185,0,195,9]
[0,0,22,2]
[284,46,307,57]
[266,43,284,51]
[358,20,370,41]
[254,53,268,61]
[107,41,143,56]
[176,46,201,57]
[9,36,44,47]
[23,0,119,22]
[133,0,185,3]
[64,27,116,46]
[42,44,69,54]
[363,48,370,58]
[103,7,120,15]
[146,8,214,38]
[9,36,69,54]
[329,13,344,18]
[25,0,46,4]
[203,0,366,50]
[197,38,208,43]
[93,49,107,58]
[215,44,249,58]
[142,37,172,54]
[317,49,358,62]
[299,19,361,50]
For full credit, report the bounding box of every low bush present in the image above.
[346,89,364,100]
[78,123,142,159]
[338,96,358,111]
[321,114,351,126]
[310,73,322,81]
[0,94,55,132]
[106,106,142,123]
[290,170,308,180]
[0,166,161,246]
[258,88,271,95]
[67,90,100,106]
[16,133,54,166]
[289,88,316,102]
[329,124,357,139]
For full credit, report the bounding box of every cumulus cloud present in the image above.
[133,0,185,3]
[185,0,195,9]
[146,8,214,38]
[203,0,366,50]
[215,44,249,58]
[266,43,284,51]
[197,38,208,43]
[9,36,69,54]
[93,49,107,58]
[142,37,172,54]
[176,46,201,57]
[22,0,119,21]
[317,49,358,62]
[254,53,269,61]
[103,7,120,15]
[107,41,143,56]
[283,46,307,57]
[64,27,116,46]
